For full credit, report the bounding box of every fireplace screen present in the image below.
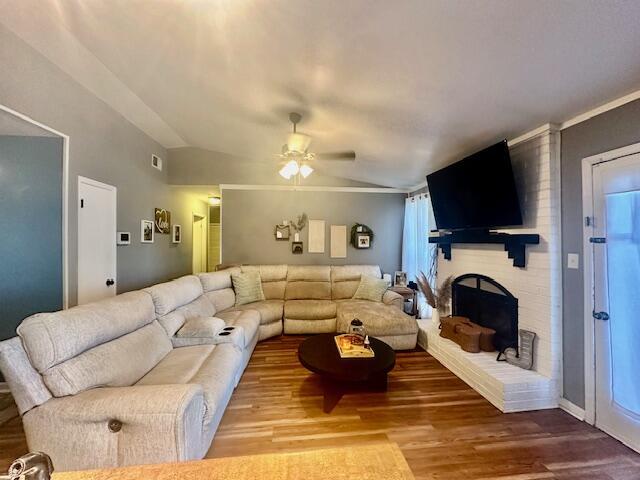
[451,274,518,352]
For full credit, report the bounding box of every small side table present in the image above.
[389,286,418,317]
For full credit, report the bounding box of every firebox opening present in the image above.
[451,274,518,353]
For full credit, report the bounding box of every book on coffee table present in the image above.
[334,334,375,358]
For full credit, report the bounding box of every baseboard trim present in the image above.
[559,398,585,421]
[0,382,9,393]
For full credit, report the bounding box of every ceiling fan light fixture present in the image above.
[299,163,313,178]
[279,159,299,179]
[287,132,312,153]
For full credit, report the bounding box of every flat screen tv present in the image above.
[426,140,522,231]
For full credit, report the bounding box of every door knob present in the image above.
[592,311,609,321]
[106,279,115,287]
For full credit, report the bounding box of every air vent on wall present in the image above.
[151,154,162,171]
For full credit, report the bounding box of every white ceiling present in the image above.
[3,1,640,188]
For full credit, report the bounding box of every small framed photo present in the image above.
[275,224,290,241]
[292,241,303,254]
[356,234,370,249]
[116,232,131,245]
[172,224,182,244]
[141,220,154,243]
[394,271,407,287]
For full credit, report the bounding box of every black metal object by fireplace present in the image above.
[451,274,518,353]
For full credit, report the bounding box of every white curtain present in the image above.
[402,194,435,318]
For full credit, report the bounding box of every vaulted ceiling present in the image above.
[3,0,640,188]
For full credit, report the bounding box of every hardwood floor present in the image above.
[2,336,639,479]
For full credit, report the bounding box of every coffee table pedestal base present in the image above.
[320,373,388,413]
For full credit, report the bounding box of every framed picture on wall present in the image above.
[172,224,182,244]
[154,208,171,234]
[275,223,290,241]
[356,234,371,249]
[141,220,154,243]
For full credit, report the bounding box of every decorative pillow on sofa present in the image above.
[231,271,266,306]
[176,316,226,338]
[352,275,389,302]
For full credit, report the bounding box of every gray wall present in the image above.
[0,136,63,341]
[0,24,207,308]
[561,98,640,407]
[221,189,405,275]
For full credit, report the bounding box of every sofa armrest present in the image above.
[383,290,404,310]
[22,384,205,471]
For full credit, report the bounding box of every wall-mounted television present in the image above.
[426,140,522,231]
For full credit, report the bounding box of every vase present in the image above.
[431,308,440,327]
[294,232,300,242]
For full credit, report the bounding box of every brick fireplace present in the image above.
[418,126,562,412]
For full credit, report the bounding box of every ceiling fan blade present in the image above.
[315,151,356,161]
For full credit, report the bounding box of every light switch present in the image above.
[567,253,579,269]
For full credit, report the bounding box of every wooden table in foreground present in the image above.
[52,442,415,480]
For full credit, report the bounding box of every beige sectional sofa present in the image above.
[0,264,418,471]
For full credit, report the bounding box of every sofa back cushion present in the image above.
[331,265,382,300]
[158,295,217,337]
[17,291,156,373]
[242,265,287,299]
[144,275,203,316]
[43,321,171,397]
[285,266,331,300]
[199,269,239,312]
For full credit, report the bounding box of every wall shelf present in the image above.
[428,230,540,268]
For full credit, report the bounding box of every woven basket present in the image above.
[439,316,496,353]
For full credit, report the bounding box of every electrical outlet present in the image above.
[567,253,579,269]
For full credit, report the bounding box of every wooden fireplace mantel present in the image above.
[428,230,540,268]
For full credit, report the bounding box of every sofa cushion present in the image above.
[198,268,239,292]
[136,343,241,426]
[43,321,172,397]
[17,291,156,373]
[159,295,217,337]
[242,265,288,300]
[352,275,389,302]
[222,300,283,325]
[144,275,203,316]
[331,265,382,300]
[285,266,331,300]
[284,300,337,320]
[215,310,260,348]
[336,300,418,337]
[231,271,266,306]
[176,317,226,339]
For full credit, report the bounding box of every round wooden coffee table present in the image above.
[298,333,396,413]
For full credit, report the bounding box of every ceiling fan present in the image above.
[277,112,356,180]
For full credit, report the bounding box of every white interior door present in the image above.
[77,176,117,305]
[591,153,640,452]
[192,215,207,274]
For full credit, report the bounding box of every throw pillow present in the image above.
[176,316,226,338]
[352,275,389,302]
[232,271,266,306]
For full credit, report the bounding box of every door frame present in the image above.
[192,213,207,274]
[581,140,640,425]
[77,176,117,304]
[0,103,70,309]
